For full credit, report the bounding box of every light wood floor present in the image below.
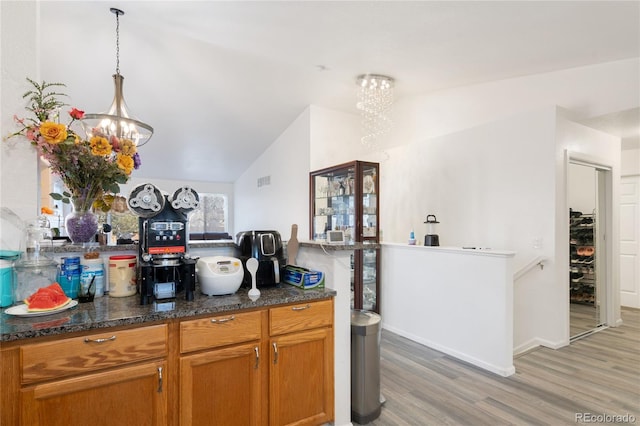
[362,308,639,426]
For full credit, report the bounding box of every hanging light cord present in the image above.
[110,8,124,76]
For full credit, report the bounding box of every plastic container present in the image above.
[109,255,137,297]
[81,257,105,298]
[58,256,81,299]
[0,259,14,307]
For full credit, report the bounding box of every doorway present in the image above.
[568,162,608,340]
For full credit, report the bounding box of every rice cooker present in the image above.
[197,256,244,296]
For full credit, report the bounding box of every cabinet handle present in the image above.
[254,346,260,369]
[292,304,311,311]
[211,315,235,324]
[84,335,116,344]
[273,342,278,364]
[157,367,163,393]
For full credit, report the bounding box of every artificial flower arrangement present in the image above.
[6,78,141,213]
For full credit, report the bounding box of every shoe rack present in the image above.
[569,211,596,304]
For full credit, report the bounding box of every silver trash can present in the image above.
[351,309,382,424]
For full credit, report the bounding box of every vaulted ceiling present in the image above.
[38,1,640,182]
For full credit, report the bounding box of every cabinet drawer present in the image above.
[180,310,262,353]
[21,324,168,384]
[270,299,333,336]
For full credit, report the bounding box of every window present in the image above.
[188,193,228,234]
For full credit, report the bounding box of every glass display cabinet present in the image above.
[309,161,380,313]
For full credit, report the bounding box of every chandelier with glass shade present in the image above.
[82,8,153,147]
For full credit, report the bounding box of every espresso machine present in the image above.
[128,184,200,305]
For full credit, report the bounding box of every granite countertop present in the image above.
[0,286,336,343]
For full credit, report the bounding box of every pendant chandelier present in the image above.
[356,74,394,147]
[82,8,153,147]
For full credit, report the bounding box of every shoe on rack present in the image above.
[583,256,594,265]
[571,272,584,282]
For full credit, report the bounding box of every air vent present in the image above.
[257,176,271,188]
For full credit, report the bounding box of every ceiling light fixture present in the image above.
[82,8,153,147]
[356,74,394,147]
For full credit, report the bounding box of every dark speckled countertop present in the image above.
[0,286,336,343]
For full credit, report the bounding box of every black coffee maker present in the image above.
[128,184,200,305]
[236,230,286,287]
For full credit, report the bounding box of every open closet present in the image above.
[568,162,608,340]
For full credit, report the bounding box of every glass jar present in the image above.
[13,255,58,303]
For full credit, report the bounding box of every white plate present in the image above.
[4,300,78,317]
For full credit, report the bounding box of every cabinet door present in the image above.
[21,360,167,426]
[269,328,334,426]
[180,343,262,426]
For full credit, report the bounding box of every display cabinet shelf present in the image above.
[310,161,380,312]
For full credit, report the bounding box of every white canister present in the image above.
[109,255,137,297]
[80,257,105,298]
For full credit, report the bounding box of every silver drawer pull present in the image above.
[211,315,235,324]
[84,335,116,344]
[292,304,311,311]
[254,346,260,369]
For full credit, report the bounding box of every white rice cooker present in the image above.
[197,256,244,296]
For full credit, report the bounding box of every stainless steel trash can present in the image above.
[351,309,382,424]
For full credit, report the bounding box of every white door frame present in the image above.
[566,152,619,331]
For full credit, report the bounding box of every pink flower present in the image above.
[69,108,85,120]
[26,128,36,141]
[110,135,120,151]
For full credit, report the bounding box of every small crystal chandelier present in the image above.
[356,74,394,147]
[82,8,153,147]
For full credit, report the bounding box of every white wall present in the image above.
[1,1,40,224]
[568,164,597,214]
[621,148,640,176]
[386,58,639,153]
[234,107,311,240]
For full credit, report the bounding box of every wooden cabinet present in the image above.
[1,298,334,426]
[16,324,168,426]
[179,311,265,426]
[21,360,167,426]
[179,300,334,426]
[269,300,334,426]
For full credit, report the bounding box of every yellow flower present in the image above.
[90,136,112,156]
[120,139,137,156]
[116,153,134,175]
[39,122,67,144]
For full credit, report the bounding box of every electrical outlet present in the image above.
[532,237,542,249]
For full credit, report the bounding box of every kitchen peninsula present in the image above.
[1,286,336,425]
[1,240,363,426]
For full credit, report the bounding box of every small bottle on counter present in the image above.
[408,229,416,245]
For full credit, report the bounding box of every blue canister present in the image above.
[58,256,81,299]
[0,259,14,307]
